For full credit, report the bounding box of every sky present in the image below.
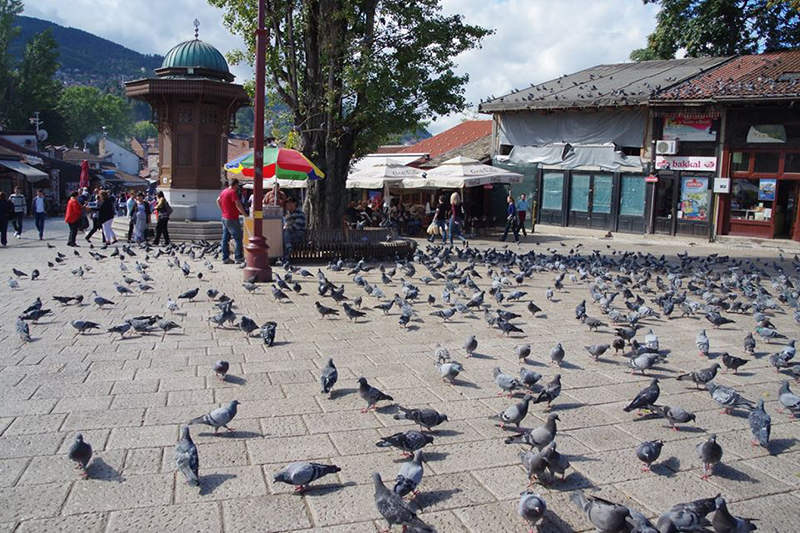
[24,0,660,135]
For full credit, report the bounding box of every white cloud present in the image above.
[23,0,659,135]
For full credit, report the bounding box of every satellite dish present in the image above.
[37,129,48,142]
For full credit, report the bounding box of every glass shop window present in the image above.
[731,152,750,173]
[619,175,645,217]
[753,152,780,174]
[730,179,771,221]
[784,152,800,173]
[542,172,564,210]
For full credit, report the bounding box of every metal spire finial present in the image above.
[193,19,200,39]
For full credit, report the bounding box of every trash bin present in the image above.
[244,205,284,259]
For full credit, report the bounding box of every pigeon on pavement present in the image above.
[635,440,664,472]
[68,433,93,479]
[778,380,800,417]
[652,405,697,431]
[706,382,755,414]
[748,399,771,448]
[533,375,562,410]
[712,495,757,533]
[696,330,710,357]
[273,462,341,493]
[519,368,542,389]
[213,361,229,380]
[394,450,424,497]
[188,400,239,433]
[516,344,532,362]
[697,434,723,480]
[505,413,559,450]
[261,321,277,346]
[677,363,720,390]
[320,358,338,395]
[393,407,448,431]
[315,301,339,319]
[490,394,533,428]
[570,491,630,533]
[175,425,199,486]
[372,472,434,532]
[656,495,716,533]
[584,343,610,361]
[721,352,749,374]
[436,361,463,383]
[519,491,547,532]
[376,431,434,457]
[464,335,478,357]
[493,367,522,397]
[623,378,660,413]
[550,343,565,366]
[358,377,393,413]
[71,320,100,335]
[15,317,31,343]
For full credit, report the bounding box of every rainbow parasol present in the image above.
[225,147,324,181]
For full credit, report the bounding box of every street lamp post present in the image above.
[244,0,272,282]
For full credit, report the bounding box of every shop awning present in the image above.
[0,160,48,182]
[402,156,523,189]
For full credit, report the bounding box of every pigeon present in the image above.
[464,335,478,357]
[22,297,42,314]
[342,302,366,322]
[516,344,532,362]
[697,434,723,479]
[497,319,524,336]
[375,300,394,314]
[742,332,756,354]
[213,360,229,380]
[712,495,756,532]
[91,291,115,307]
[677,364,720,390]
[652,405,697,431]
[12,268,27,278]
[748,399,771,449]
[519,447,551,487]
[656,495,717,533]
[108,322,132,339]
[358,377,393,413]
[490,394,533,428]
[505,413,559,450]
[271,285,289,302]
[15,317,31,343]
[178,287,199,301]
[706,382,754,414]
[519,368,542,389]
[261,321,277,346]
[721,352,749,374]
[315,301,339,319]
[493,367,522,397]
[393,406,448,431]
[623,378,660,413]
[430,307,456,321]
[570,491,630,533]
[550,343,565,366]
[166,298,179,314]
[68,433,93,479]
[755,325,785,343]
[628,352,666,375]
[696,329,710,357]
[71,320,101,335]
[705,312,734,329]
[157,319,181,336]
[187,400,239,433]
[436,361,463,383]
[394,450,424,498]
[376,431,434,457]
[527,301,542,316]
[533,374,561,410]
[320,358,338,395]
[778,380,800,417]
[584,344,610,361]
[635,440,663,472]
[372,472,434,532]
[273,462,341,493]
[583,317,606,331]
[175,426,199,486]
[542,440,571,480]
[612,337,626,354]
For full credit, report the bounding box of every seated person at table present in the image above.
[344,201,359,226]
[283,197,306,256]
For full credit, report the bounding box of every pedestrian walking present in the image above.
[448,192,467,246]
[516,193,529,238]
[9,186,25,238]
[64,191,83,247]
[130,192,151,243]
[153,191,172,246]
[98,190,117,244]
[32,189,47,240]
[428,195,449,243]
[217,179,246,264]
[126,190,136,242]
[0,191,13,246]
[500,195,520,243]
[85,188,104,243]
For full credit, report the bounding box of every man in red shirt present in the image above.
[216,179,246,264]
[64,191,83,247]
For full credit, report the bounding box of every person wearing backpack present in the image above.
[153,191,172,246]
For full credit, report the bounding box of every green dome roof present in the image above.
[160,39,230,77]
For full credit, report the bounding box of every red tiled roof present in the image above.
[655,51,800,101]
[399,120,492,160]
[374,145,407,154]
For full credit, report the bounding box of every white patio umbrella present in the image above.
[346,160,427,207]
[242,177,308,190]
[402,156,523,189]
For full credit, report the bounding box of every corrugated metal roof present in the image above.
[479,57,730,113]
[653,51,800,102]
[399,121,491,160]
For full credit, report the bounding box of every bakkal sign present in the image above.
[655,155,717,172]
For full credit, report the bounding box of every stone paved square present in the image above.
[1,225,799,531]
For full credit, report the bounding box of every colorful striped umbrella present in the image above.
[225,147,324,181]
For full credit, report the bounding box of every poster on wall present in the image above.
[680,177,709,221]
[663,117,717,142]
[747,125,786,143]
[758,179,776,201]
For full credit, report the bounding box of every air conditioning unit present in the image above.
[655,139,678,155]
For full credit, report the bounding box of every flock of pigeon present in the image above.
[6,237,800,532]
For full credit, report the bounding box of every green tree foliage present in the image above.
[131,120,157,140]
[57,86,134,146]
[209,0,491,228]
[631,0,800,60]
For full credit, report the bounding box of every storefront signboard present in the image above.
[713,177,730,194]
[747,125,786,144]
[758,179,776,201]
[655,156,717,172]
[680,177,709,221]
[663,117,717,142]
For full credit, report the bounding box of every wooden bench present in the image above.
[288,226,416,263]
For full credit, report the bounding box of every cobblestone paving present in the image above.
[0,221,798,532]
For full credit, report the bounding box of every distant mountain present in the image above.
[9,16,163,88]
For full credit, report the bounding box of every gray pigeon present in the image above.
[533,374,561,410]
[188,400,239,433]
[550,343,565,366]
[635,440,663,472]
[505,413,559,450]
[493,367,522,397]
[623,379,660,413]
[213,360,229,380]
[748,399,771,449]
[238,316,259,336]
[742,332,756,354]
[372,472,435,532]
[677,364,720,390]
[712,495,757,533]
[543,440,571,480]
[584,343,611,360]
[273,462,341,492]
[706,382,754,414]
[518,491,547,532]
[628,352,666,375]
[376,431,434,457]
[778,380,800,417]
[436,361,463,383]
[519,446,551,487]
[175,425,199,486]
[71,320,101,335]
[320,358,338,395]
[15,316,31,343]
[652,405,697,431]
[695,329,710,357]
[570,491,630,533]
[656,494,717,533]
[516,344,532,362]
[358,377,393,413]
[519,368,542,389]
[394,450,424,497]
[68,433,92,478]
[463,335,478,357]
[108,322,132,339]
[261,321,277,346]
[490,394,533,428]
[393,406,448,431]
[697,434,723,480]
